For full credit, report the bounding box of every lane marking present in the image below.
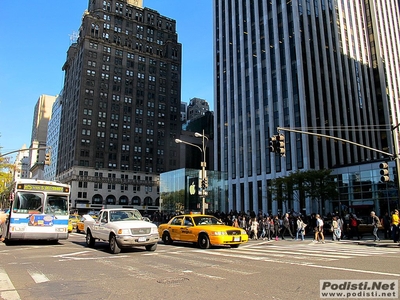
[200,250,400,277]
[27,270,49,283]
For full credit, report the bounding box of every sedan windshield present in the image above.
[193,216,224,226]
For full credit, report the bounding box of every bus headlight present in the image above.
[10,226,25,232]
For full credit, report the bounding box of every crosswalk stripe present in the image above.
[228,247,353,259]
[27,270,49,283]
[0,268,21,300]
[201,242,400,262]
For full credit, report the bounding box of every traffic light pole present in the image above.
[0,146,51,158]
[391,124,400,207]
[277,126,400,207]
[176,131,209,214]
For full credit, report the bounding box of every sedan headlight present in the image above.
[212,231,227,236]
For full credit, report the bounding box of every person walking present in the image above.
[273,215,280,241]
[349,214,360,240]
[250,218,259,240]
[265,217,273,241]
[331,216,340,241]
[370,211,380,242]
[316,214,325,243]
[296,216,306,241]
[0,217,7,242]
[336,215,343,241]
[391,210,399,243]
[280,213,294,240]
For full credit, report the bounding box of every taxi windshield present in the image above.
[193,216,224,226]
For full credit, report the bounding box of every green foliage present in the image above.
[160,189,186,212]
[269,169,338,211]
[0,153,14,198]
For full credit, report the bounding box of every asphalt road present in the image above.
[0,233,399,300]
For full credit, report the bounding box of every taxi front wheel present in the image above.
[162,232,173,245]
[198,234,210,249]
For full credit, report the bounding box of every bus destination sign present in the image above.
[17,184,69,193]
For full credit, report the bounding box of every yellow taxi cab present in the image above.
[68,219,73,233]
[158,213,248,249]
[76,214,97,233]
[69,214,80,230]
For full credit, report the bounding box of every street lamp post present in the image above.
[175,130,209,214]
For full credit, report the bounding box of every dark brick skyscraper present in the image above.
[57,0,182,212]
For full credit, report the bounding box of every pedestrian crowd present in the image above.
[147,208,400,244]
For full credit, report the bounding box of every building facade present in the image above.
[44,94,63,181]
[29,94,57,179]
[13,145,30,181]
[214,0,400,215]
[186,97,210,122]
[56,0,182,213]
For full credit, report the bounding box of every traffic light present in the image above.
[44,152,51,165]
[269,135,277,152]
[379,162,389,182]
[275,134,286,157]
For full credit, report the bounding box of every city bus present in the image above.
[3,179,71,243]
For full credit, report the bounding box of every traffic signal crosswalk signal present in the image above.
[275,134,286,157]
[269,134,286,157]
[201,177,208,189]
[269,135,277,152]
[379,162,389,182]
[44,152,51,165]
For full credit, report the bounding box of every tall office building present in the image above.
[214,0,400,214]
[44,93,63,181]
[57,0,182,213]
[29,94,57,179]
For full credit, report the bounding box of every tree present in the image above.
[269,169,338,215]
[302,169,338,215]
[0,154,13,209]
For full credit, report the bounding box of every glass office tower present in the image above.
[213,0,400,215]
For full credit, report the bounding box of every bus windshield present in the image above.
[13,192,43,214]
[12,192,68,215]
[45,196,69,215]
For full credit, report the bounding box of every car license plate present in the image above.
[138,237,146,242]
[233,237,240,242]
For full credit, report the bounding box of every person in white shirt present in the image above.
[316,214,325,243]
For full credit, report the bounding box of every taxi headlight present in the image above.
[118,229,131,234]
[240,229,247,235]
[212,231,227,236]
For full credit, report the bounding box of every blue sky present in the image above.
[0,0,213,158]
